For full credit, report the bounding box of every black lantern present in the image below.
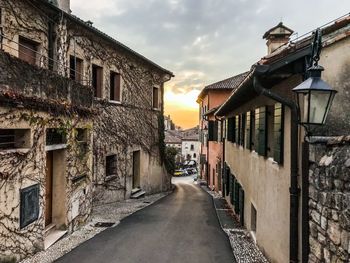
[293,65,337,126]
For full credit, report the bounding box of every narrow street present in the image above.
[55,176,235,263]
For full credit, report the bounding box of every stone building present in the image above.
[215,16,350,262]
[0,0,173,261]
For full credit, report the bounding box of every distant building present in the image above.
[164,115,175,131]
[197,72,248,190]
[181,134,200,164]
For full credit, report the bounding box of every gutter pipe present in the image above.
[253,67,300,263]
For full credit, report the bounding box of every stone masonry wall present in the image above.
[309,136,350,263]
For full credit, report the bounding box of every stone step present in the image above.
[131,188,141,195]
[131,190,146,199]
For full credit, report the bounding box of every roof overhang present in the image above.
[215,45,313,116]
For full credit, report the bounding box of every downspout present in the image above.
[253,75,300,263]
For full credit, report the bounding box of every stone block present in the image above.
[310,221,319,238]
[339,210,350,231]
[341,230,349,252]
[327,221,341,245]
[312,210,322,225]
[324,247,331,263]
[310,237,324,260]
[334,180,344,191]
[321,216,328,230]
[318,232,326,245]
[345,158,350,168]
[332,210,339,222]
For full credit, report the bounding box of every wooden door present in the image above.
[132,151,140,188]
[45,151,53,227]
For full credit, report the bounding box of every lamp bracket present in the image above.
[309,28,322,68]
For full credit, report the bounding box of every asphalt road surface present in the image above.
[56,176,235,263]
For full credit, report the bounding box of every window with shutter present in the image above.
[240,113,246,146]
[255,107,268,156]
[273,103,284,164]
[18,36,39,65]
[245,111,252,149]
[110,71,121,102]
[92,64,103,98]
[208,121,215,141]
[227,117,234,142]
[234,116,239,143]
[153,87,159,109]
[70,56,83,83]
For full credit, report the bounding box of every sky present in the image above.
[70,0,350,129]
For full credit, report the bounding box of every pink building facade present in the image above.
[197,73,247,191]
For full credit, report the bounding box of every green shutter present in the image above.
[255,107,268,156]
[240,114,246,146]
[235,116,239,143]
[208,121,215,141]
[274,103,284,164]
[245,111,251,149]
[227,117,234,142]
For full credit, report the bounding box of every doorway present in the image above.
[132,151,141,188]
[45,150,66,229]
[45,151,53,227]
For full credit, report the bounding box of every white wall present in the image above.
[181,140,200,163]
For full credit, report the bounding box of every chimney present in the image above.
[50,0,71,13]
[263,22,293,55]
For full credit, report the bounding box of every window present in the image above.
[106,155,118,176]
[255,107,268,156]
[92,64,103,98]
[18,36,39,65]
[70,56,83,83]
[190,144,194,151]
[110,71,121,102]
[20,184,39,229]
[46,129,66,145]
[234,116,239,143]
[239,114,246,146]
[273,103,284,164]
[193,153,196,158]
[153,87,159,109]
[227,117,234,142]
[208,120,215,141]
[0,129,31,149]
[245,111,252,150]
[251,204,257,232]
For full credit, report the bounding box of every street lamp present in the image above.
[293,65,337,126]
[292,29,337,128]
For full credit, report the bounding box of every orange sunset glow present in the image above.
[164,86,200,129]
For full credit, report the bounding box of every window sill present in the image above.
[152,108,161,112]
[45,144,67,151]
[108,100,122,105]
[105,175,118,182]
[0,148,30,154]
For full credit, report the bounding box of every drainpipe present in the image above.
[253,75,300,263]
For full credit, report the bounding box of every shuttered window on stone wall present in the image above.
[255,107,268,156]
[273,103,284,164]
[245,111,252,150]
[227,117,234,142]
[208,120,215,141]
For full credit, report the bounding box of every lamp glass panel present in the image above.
[309,91,330,124]
[298,92,309,123]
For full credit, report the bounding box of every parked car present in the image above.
[173,169,188,177]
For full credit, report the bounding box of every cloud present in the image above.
[70,0,350,128]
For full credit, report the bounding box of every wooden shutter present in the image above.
[273,103,284,164]
[245,111,251,149]
[19,37,37,65]
[240,114,246,146]
[255,107,268,156]
[234,116,239,143]
[239,188,245,226]
[208,121,215,141]
[227,117,234,142]
[92,65,103,98]
[153,87,159,108]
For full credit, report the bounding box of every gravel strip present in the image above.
[203,186,270,263]
[21,192,170,263]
